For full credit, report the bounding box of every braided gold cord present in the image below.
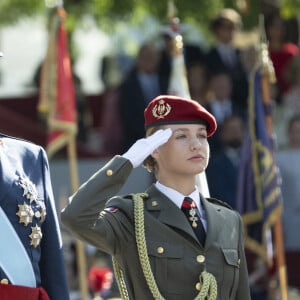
[194,271,218,300]
[133,193,165,300]
[133,193,218,300]
[112,256,130,300]
[111,193,218,299]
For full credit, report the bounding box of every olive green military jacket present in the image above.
[62,156,251,300]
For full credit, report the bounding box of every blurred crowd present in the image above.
[54,7,300,300]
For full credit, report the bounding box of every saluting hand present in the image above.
[122,128,172,168]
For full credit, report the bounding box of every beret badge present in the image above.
[152,99,171,119]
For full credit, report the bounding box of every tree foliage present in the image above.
[0,0,298,34]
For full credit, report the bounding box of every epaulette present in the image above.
[207,197,233,210]
[104,193,149,216]
[0,133,38,146]
[124,193,149,200]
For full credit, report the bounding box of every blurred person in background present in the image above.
[276,114,300,290]
[99,55,125,156]
[186,60,209,106]
[206,70,234,125]
[206,8,249,121]
[205,70,235,154]
[118,43,168,152]
[282,55,300,115]
[206,115,245,209]
[265,11,299,103]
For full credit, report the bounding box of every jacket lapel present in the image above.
[145,185,200,244]
[202,196,226,248]
[0,136,18,203]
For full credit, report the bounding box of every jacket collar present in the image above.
[145,184,227,249]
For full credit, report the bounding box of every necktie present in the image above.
[181,197,206,245]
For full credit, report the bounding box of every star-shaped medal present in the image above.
[29,224,43,248]
[18,176,39,204]
[16,202,34,226]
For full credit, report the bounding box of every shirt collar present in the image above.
[155,181,201,211]
[216,42,235,51]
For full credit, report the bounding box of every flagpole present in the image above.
[166,0,210,197]
[41,3,89,299]
[67,137,89,300]
[57,5,89,298]
[259,15,288,300]
[55,6,89,299]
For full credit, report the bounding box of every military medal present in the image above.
[188,207,199,228]
[18,176,39,204]
[16,202,34,226]
[181,198,199,228]
[29,224,43,248]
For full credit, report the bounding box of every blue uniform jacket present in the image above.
[0,134,69,300]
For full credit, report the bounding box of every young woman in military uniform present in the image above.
[62,95,251,299]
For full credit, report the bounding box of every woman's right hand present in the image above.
[122,128,172,168]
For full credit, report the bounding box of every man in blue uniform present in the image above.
[0,52,69,299]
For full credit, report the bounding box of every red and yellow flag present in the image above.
[38,7,77,158]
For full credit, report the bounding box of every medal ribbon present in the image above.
[0,206,36,287]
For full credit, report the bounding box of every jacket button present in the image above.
[157,247,164,254]
[0,278,9,284]
[195,282,201,291]
[197,255,205,263]
[106,169,113,176]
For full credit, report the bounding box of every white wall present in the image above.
[0,16,110,97]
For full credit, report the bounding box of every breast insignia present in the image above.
[16,202,34,226]
[104,207,119,213]
[18,176,38,204]
[29,224,43,248]
[16,175,46,246]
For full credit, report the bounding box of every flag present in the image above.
[38,7,77,158]
[236,66,282,263]
[166,5,210,197]
[38,8,89,299]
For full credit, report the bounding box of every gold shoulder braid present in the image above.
[112,256,130,300]
[112,193,218,300]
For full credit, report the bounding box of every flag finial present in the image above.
[258,14,276,84]
[165,1,183,55]
[167,0,177,20]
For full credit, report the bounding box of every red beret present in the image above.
[144,95,217,137]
